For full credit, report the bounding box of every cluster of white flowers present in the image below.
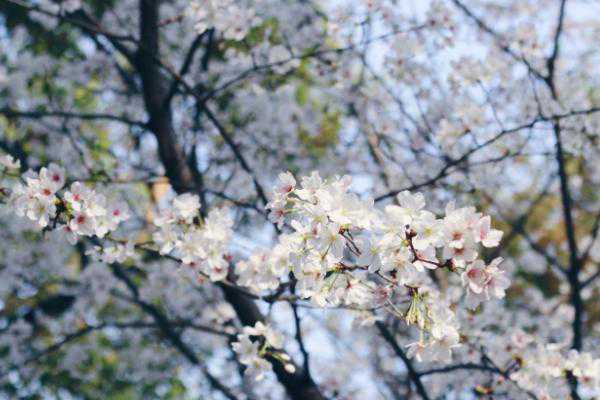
[87,240,137,264]
[231,322,294,381]
[461,256,510,309]
[60,0,82,14]
[236,250,284,291]
[4,163,130,243]
[510,341,600,399]
[152,193,234,281]
[565,351,600,395]
[0,153,20,171]
[62,182,130,242]
[405,294,461,363]
[187,0,261,41]
[253,171,506,361]
[9,163,65,228]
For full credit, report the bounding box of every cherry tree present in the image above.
[0,0,599,399]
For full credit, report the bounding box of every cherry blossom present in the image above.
[6,166,129,237]
[231,322,293,381]
[0,0,598,398]
[152,193,233,280]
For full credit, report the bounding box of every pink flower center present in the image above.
[467,269,480,279]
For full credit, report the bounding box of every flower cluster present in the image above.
[256,171,505,361]
[0,153,20,171]
[60,0,82,14]
[152,193,233,281]
[231,322,294,381]
[187,0,260,41]
[5,164,130,242]
[10,163,66,228]
[405,294,461,363]
[510,340,600,400]
[236,250,284,291]
[87,240,138,264]
[461,257,510,309]
[62,182,130,242]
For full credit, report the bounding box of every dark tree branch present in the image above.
[164,30,211,106]
[540,4,583,394]
[545,0,567,97]
[554,119,583,400]
[581,268,600,288]
[201,105,270,207]
[0,107,147,128]
[135,0,199,194]
[6,0,137,44]
[291,303,311,379]
[417,363,497,376]
[553,120,583,350]
[375,321,430,400]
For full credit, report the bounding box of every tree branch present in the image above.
[545,0,568,97]
[375,321,430,400]
[0,107,147,128]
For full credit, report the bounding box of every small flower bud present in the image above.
[284,363,296,373]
